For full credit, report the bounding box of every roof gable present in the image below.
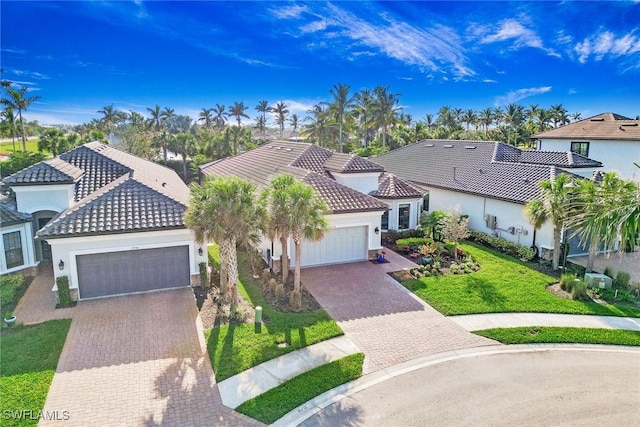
[492,143,602,168]
[2,158,84,186]
[371,172,425,199]
[0,197,32,226]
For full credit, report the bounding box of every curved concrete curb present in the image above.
[272,344,640,427]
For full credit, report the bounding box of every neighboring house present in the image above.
[534,113,640,182]
[374,139,603,257]
[200,141,424,268]
[1,142,207,300]
[0,195,37,275]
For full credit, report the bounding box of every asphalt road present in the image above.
[302,350,640,427]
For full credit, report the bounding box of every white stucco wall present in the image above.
[331,172,381,194]
[426,187,555,252]
[47,229,205,290]
[12,184,75,214]
[537,138,640,182]
[259,210,385,264]
[0,222,37,274]
[384,198,423,231]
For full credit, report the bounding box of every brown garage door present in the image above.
[76,246,190,299]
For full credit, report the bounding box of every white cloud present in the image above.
[473,18,558,57]
[273,3,474,78]
[482,78,497,83]
[494,86,552,106]
[270,5,308,20]
[574,30,640,63]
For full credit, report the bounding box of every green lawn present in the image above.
[236,353,365,424]
[475,327,640,346]
[0,139,41,154]
[402,242,640,317]
[0,319,72,427]
[205,246,343,381]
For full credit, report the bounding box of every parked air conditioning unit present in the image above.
[486,215,497,230]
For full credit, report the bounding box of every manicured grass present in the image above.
[402,242,640,317]
[205,246,343,381]
[236,353,365,424]
[475,327,640,346]
[0,139,41,154]
[0,319,72,427]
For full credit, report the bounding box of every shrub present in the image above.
[0,274,24,315]
[613,271,631,290]
[468,230,536,261]
[56,276,72,307]
[571,279,588,301]
[603,266,615,279]
[289,290,302,310]
[275,283,284,300]
[199,262,209,287]
[516,246,536,262]
[395,237,434,249]
[268,279,277,293]
[560,273,575,292]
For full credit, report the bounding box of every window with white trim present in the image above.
[3,231,24,269]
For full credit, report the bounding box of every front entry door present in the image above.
[38,218,52,261]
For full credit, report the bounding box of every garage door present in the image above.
[76,246,190,299]
[299,226,368,267]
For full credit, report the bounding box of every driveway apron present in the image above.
[39,287,259,427]
[302,257,497,374]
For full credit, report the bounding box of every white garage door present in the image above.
[299,226,368,267]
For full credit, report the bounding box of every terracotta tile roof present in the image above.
[0,196,32,226]
[2,158,84,186]
[374,140,579,205]
[533,113,640,141]
[36,177,186,239]
[200,141,389,213]
[371,172,425,199]
[493,143,602,168]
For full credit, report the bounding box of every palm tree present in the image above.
[550,104,568,128]
[255,100,271,142]
[436,106,457,133]
[264,174,296,285]
[328,83,354,153]
[478,108,493,137]
[1,82,41,151]
[503,103,524,146]
[353,88,374,147]
[571,112,582,123]
[289,114,300,137]
[147,105,163,132]
[228,102,250,154]
[303,104,330,147]
[424,113,435,132]
[38,128,67,156]
[172,132,196,180]
[535,108,552,133]
[198,108,214,129]
[461,109,477,132]
[212,104,228,129]
[272,102,289,138]
[285,180,328,309]
[184,176,264,313]
[372,86,401,150]
[524,173,573,270]
[569,172,638,272]
[1,105,18,151]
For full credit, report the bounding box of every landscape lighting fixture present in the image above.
[58,260,64,270]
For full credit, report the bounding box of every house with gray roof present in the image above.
[534,113,640,182]
[1,142,207,300]
[200,141,425,268]
[374,139,604,257]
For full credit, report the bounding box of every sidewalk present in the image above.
[217,335,360,408]
[449,313,640,331]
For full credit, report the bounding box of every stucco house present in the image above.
[1,142,206,300]
[199,141,424,268]
[534,113,640,182]
[374,139,603,257]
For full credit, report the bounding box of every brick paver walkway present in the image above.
[16,268,260,426]
[302,251,497,374]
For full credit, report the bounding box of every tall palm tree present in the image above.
[535,108,552,133]
[272,102,289,138]
[424,113,435,132]
[1,105,18,151]
[353,88,374,147]
[38,128,67,156]
[569,172,638,272]
[184,176,264,313]
[436,106,457,133]
[228,102,249,155]
[146,105,163,132]
[303,104,331,147]
[198,108,214,129]
[571,112,582,123]
[461,109,477,132]
[372,86,401,150]
[524,173,573,270]
[172,132,196,180]
[328,83,355,153]
[503,103,524,146]
[289,114,300,136]
[478,108,494,137]
[255,100,271,142]
[212,104,228,129]
[1,82,41,151]
[264,174,296,285]
[285,180,329,309]
[550,104,567,128]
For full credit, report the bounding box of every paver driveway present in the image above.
[21,271,260,427]
[301,252,496,374]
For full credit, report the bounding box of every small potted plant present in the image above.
[4,311,16,327]
[377,250,386,263]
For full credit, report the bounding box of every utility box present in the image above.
[584,273,612,289]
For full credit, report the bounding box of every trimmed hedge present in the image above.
[468,230,536,261]
[56,276,72,307]
[395,237,434,248]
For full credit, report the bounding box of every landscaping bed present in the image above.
[203,246,343,381]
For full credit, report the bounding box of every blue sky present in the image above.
[2,1,639,125]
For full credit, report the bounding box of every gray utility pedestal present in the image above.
[584,273,612,289]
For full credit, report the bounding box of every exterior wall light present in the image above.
[374,227,380,235]
[58,260,65,270]
[198,247,204,256]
